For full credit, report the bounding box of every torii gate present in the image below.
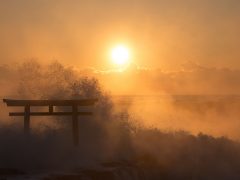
[3,99,98,146]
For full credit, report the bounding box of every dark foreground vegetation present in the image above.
[1,61,240,179]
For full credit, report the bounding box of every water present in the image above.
[113,95,240,139]
[1,95,240,179]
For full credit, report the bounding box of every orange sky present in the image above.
[0,0,240,70]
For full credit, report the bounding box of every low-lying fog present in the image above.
[1,61,240,179]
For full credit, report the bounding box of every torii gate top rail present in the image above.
[3,98,98,146]
[3,99,97,106]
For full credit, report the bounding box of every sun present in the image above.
[111,45,130,66]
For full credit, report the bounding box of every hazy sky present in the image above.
[0,0,240,70]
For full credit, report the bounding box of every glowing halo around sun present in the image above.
[111,45,130,66]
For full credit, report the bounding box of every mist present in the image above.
[1,61,240,179]
[76,61,240,139]
[1,0,240,178]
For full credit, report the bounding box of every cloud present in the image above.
[0,0,240,69]
[78,61,240,95]
[1,60,240,96]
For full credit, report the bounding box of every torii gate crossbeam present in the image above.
[3,99,98,146]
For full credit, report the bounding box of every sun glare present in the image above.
[111,45,130,66]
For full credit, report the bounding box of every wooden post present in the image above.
[24,105,30,134]
[72,105,79,146]
[49,105,53,113]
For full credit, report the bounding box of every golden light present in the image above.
[111,45,130,66]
